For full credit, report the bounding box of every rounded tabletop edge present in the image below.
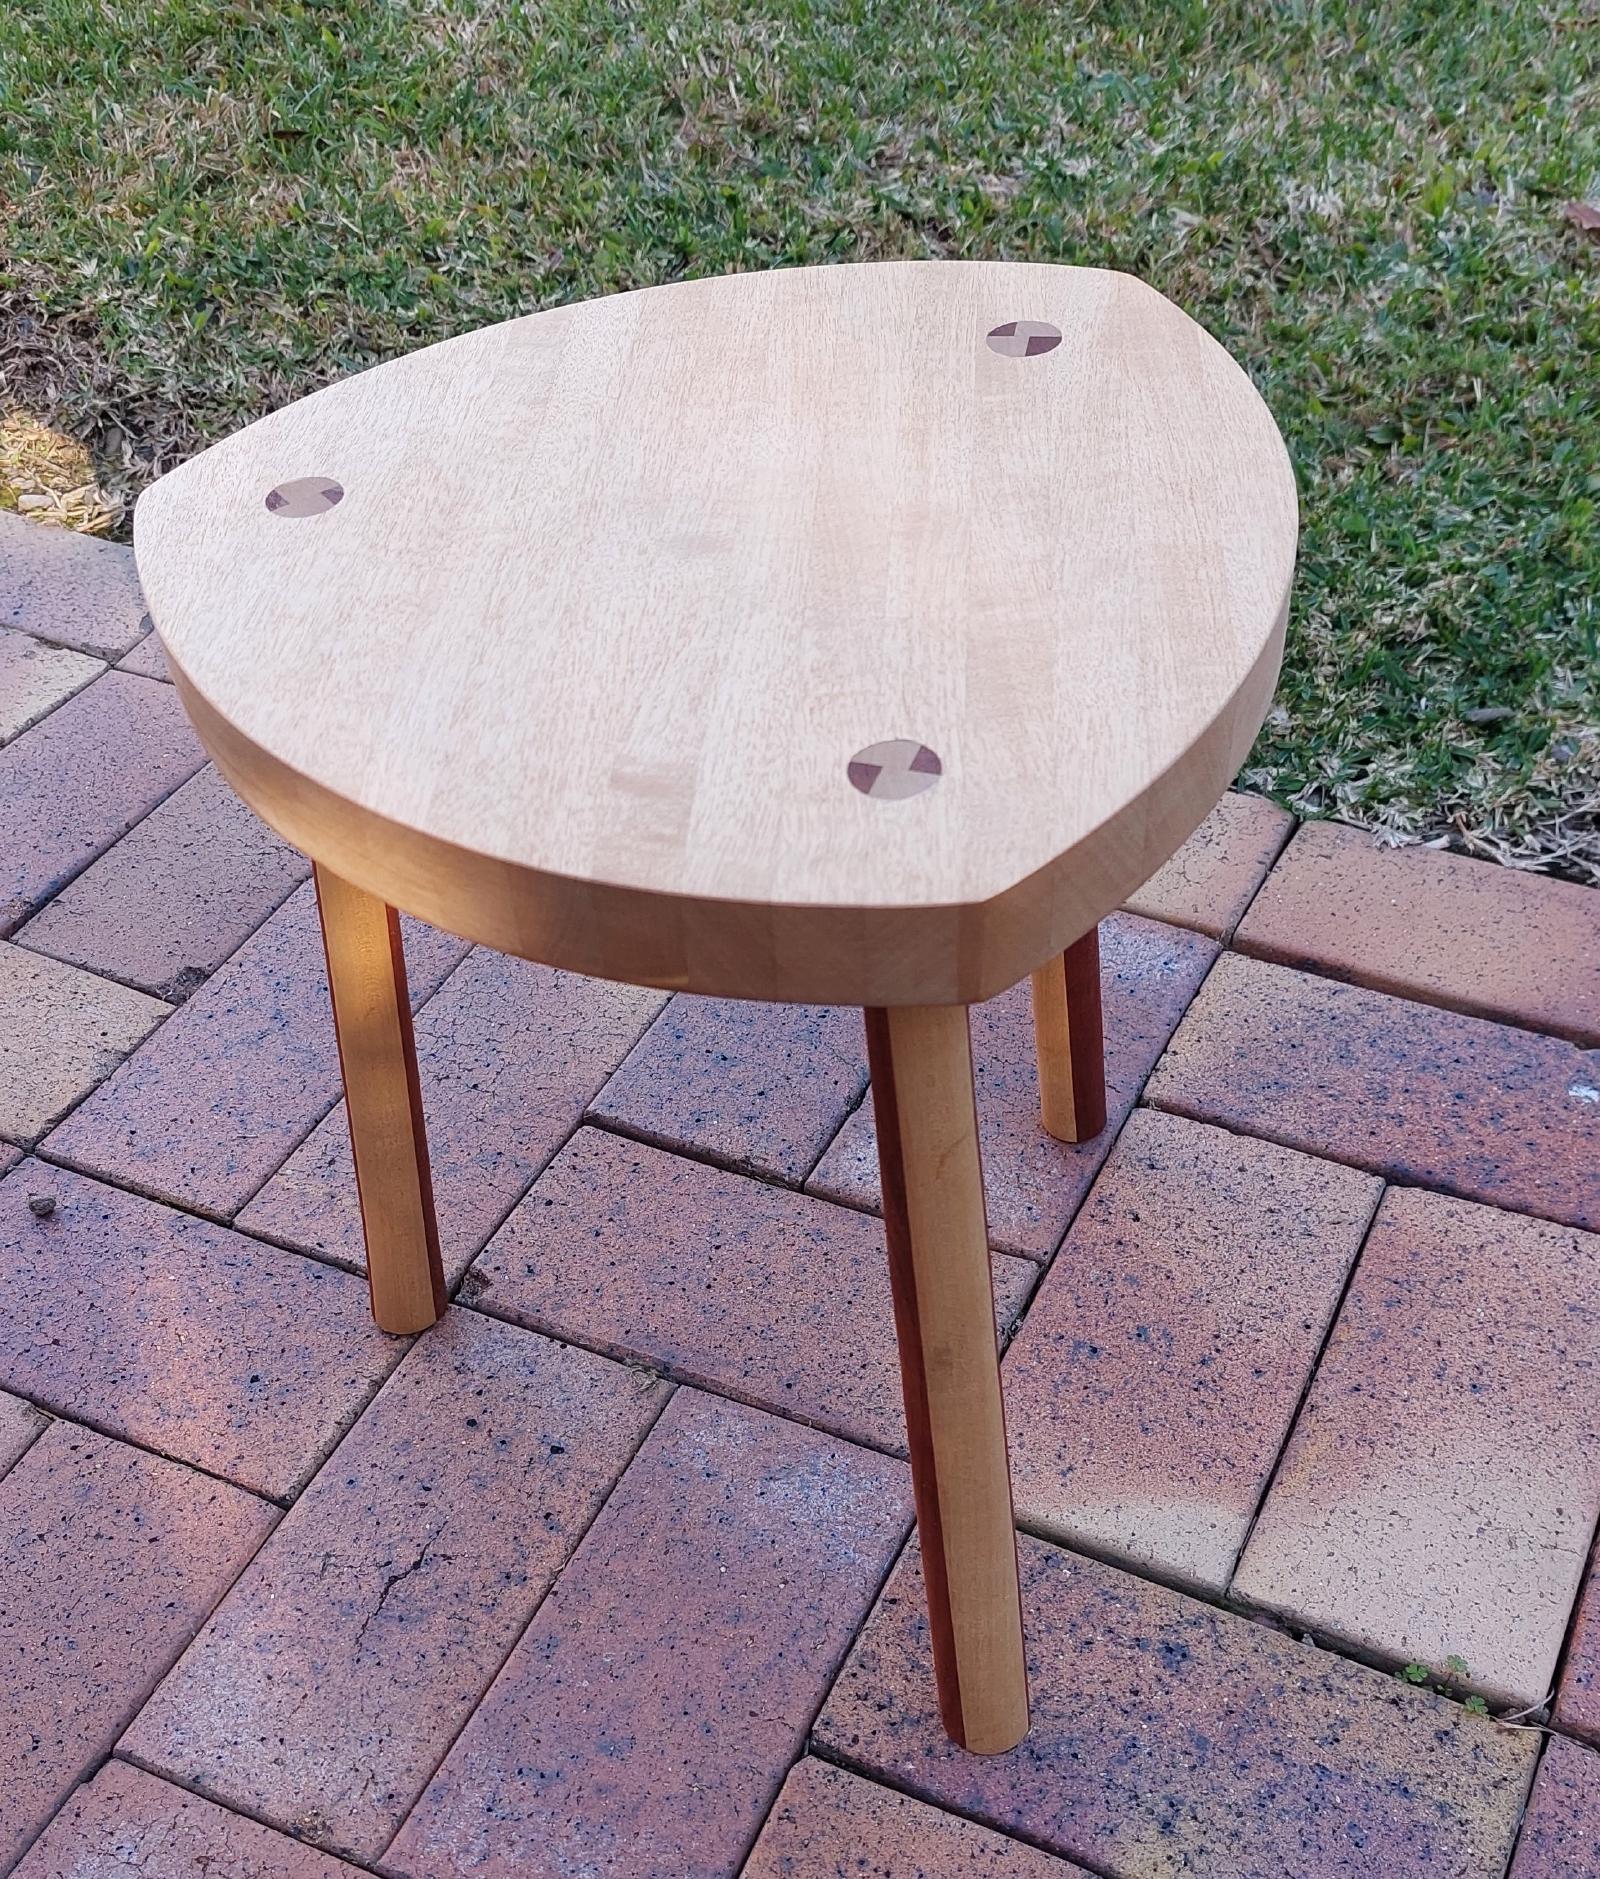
[163,579,1285,1008]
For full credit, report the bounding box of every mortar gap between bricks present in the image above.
[28,1148,251,1230]
[805,1731,1124,1879]
[1529,1481,1600,1737]
[1495,1737,1565,1879]
[1,676,207,940]
[13,855,309,1006]
[0,1382,299,1511]
[800,1057,874,1185]
[1138,1086,1592,1241]
[7,989,186,1152]
[728,1512,919,1877]
[1221,1174,1389,1580]
[106,1751,394,1879]
[457,1285,929,1462]
[1217,809,1300,943]
[371,1379,680,1864]
[0,1399,50,1486]
[1220,1585,1544,1727]
[577,1109,815,1193]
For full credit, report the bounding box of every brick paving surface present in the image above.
[4,524,1600,1876]
[1508,1737,1600,1878]
[15,764,310,1000]
[1233,1189,1600,1708]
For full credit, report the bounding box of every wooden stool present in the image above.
[135,261,1296,1757]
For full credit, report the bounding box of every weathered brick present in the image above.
[474,1128,1034,1454]
[1233,1187,1600,1708]
[0,626,102,745]
[1123,791,1293,940]
[0,1422,274,1873]
[1508,1736,1600,1878]
[389,1390,912,1879]
[1147,951,1600,1233]
[590,996,868,1183]
[0,512,147,656]
[13,1760,367,1879]
[1003,1109,1380,1591]
[122,1310,667,1860]
[1237,820,1600,1045]
[0,670,206,934]
[43,881,467,1217]
[809,914,1218,1259]
[238,951,663,1285]
[17,765,309,999]
[815,1536,1535,1878]
[0,1160,401,1499]
[0,942,169,1145]
[744,1758,1085,1877]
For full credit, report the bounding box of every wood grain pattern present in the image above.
[314,864,445,1334]
[1030,925,1106,1142]
[140,261,1296,1006]
[866,1003,1028,1754]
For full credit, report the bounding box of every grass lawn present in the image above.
[2,0,1596,876]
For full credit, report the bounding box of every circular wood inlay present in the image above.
[848,740,943,800]
[265,478,345,517]
[986,320,1061,358]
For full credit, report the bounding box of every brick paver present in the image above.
[1238,819,1600,1045]
[1509,1728,1600,1879]
[1003,1109,1380,1591]
[0,1160,401,1499]
[238,951,663,1284]
[0,1391,44,1480]
[44,881,467,1218]
[0,512,148,657]
[0,626,102,745]
[1507,1737,1600,1879]
[815,1535,1536,1878]
[590,996,868,1183]
[0,671,205,935]
[1555,1558,1600,1745]
[16,765,310,1000]
[1232,1187,1600,1707]
[809,914,1218,1258]
[744,1758,1086,1876]
[389,1389,912,1879]
[0,1422,274,1874]
[0,942,169,1145]
[123,1310,666,1860]
[474,1127,1034,1454]
[12,1760,368,1879]
[117,625,172,680]
[1122,790,1294,939]
[1148,950,1600,1233]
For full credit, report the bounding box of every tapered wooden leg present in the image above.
[314,864,445,1335]
[1030,925,1106,1143]
[865,1003,1029,1755]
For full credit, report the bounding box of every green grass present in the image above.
[3,0,1597,874]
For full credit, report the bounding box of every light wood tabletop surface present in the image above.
[137,260,1296,1005]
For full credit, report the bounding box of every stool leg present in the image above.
[314,864,445,1335]
[865,1003,1029,1755]
[1029,925,1106,1143]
